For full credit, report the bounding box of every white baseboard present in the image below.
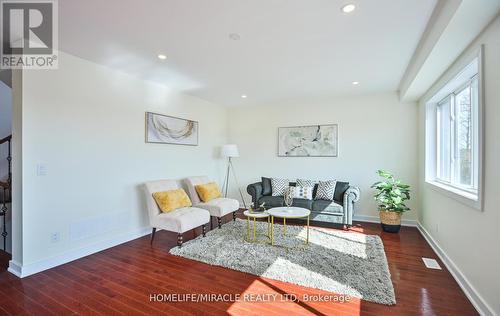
[417,223,495,316]
[7,260,22,277]
[8,226,151,278]
[353,214,418,227]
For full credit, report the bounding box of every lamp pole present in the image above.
[223,156,247,209]
[224,157,231,198]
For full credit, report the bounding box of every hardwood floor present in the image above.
[0,215,478,315]
[0,250,9,271]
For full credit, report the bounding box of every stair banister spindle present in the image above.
[0,135,11,251]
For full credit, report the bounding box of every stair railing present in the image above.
[0,135,12,251]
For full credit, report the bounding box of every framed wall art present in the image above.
[278,124,338,157]
[145,112,198,146]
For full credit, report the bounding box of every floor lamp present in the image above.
[222,144,247,209]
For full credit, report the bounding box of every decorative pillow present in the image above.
[195,182,222,202]
[291,186,314,200]
[334,181,350,201]
[315,180,337,200]
[296,179,315,187]
[153,189,192,213]
[261,177,272,195]
[271,178,289,196]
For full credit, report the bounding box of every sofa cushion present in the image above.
[312,199,344,214]
[258,195,284,208]
[261,177,272,196]
[292,198,313,209]
[334,181,350,201]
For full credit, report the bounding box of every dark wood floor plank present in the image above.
[66,258,200,316]
[0,219,478,315]
[0,283,56,316]
[0,294,31,316]
[41,269,128,316]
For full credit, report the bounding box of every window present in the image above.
[425,52,483,210]
[436,76,478,191]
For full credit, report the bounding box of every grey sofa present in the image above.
[247,177,360,227]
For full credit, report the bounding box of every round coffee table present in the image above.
[267,207,311,246]
[243,210,270,242]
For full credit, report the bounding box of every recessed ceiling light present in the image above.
[341,4,356,13]
[241,95,247,98]
[157,54,167,60]
[352,81,359,85]
[229,33,241,40]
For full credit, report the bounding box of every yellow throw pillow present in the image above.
[195,182,222,202]
[153,189,192,213]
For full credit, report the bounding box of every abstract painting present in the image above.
[278,124,338,157]
[146,112,198,146]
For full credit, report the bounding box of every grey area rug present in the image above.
[170,219,396,305]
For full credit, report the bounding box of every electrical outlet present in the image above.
[50,232,61,243]
[37,164,48,176]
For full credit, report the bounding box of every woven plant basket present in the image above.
[379,210,402,225]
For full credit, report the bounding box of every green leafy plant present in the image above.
[371,170,411,213]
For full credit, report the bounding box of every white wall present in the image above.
[418,16,500,315]
[16,51,227,269]
[11,69,23,265]
[228,93,419,221]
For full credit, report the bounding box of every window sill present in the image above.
[426,180,482,211]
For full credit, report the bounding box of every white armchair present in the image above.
[184,176,239,229]
[143,179,210,247]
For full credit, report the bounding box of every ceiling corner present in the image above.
[398,0,462,102]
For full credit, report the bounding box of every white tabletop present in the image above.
[267,207,311,219]
[243,210,270,218]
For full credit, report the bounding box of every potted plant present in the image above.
[371,170,410,233]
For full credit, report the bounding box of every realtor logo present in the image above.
[0,0,58,69]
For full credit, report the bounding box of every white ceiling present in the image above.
[59,0,437,106]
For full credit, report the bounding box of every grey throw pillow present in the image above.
[334,181,350,201]
[261,177,272,195]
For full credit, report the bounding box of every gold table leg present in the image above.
[306,215,310,245]
[246,216,250,241]
[283,218,286,236]
[267,216,270,238]
[253,217,256,241]
[271,216,274,245]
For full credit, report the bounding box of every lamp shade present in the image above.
[222,144,239,158]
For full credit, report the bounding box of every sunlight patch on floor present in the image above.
[298,227,368,259]
[262,258,363,298]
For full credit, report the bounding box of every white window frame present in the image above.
[424,46,484,211]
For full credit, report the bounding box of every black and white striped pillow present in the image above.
[296,179,315,187]
[315,180,337,200]
[271,178,289,196]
